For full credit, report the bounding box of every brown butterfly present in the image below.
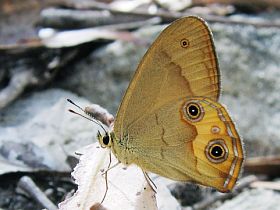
[93,16,245,192]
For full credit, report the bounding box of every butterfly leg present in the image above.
[142,170,157,193]
[101,160,121,176]
[101,152,121,203]
[101,170,109,203]
[100,152,112,203]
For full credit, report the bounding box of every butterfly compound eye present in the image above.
[103,135,110,145]
[206,140,228,163]
[183,101,204,122]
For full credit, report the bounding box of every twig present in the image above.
[0,45,79,109]
[244,156,280,176]
[0,40,43,52]
[0,0,68,15]
[18,176,58,210]
[100,16,161,30]
[192,0,280,9]
[66,1,280,28]
[39,8,151,29]
[0,70,37,109]
[184,175,259,210]
[197,14,280,28]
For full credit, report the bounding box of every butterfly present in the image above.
[81,16,244,192]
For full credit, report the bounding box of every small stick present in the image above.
[192,0,280,9]
[67,1,280,28]
[18,176,58,210]
[244,156,280,176]
[0,71,37,109]
[39,8,160,29]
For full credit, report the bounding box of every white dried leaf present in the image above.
[58,143,158,210]
[40,29,130,48]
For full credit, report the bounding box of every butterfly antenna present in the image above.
[68,109,107,133]
[67,99,84,112]
[67,99,107,133]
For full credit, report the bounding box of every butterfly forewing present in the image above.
[114,16,220,133]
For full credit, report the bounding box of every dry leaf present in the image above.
[40,28,133,48]
[58,143,158,210]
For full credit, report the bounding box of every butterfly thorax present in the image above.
[97,131,135,165]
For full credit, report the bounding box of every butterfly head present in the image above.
[97,130,112,148]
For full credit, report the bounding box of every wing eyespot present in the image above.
[182,100,204,122]
[211,126,221,134]
[180,38,189,48]
[205,139,228,163]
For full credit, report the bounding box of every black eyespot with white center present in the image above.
[183,101,204,122]
[188,104,199,117]
[210,145,224,158]
[206,139,228,163]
